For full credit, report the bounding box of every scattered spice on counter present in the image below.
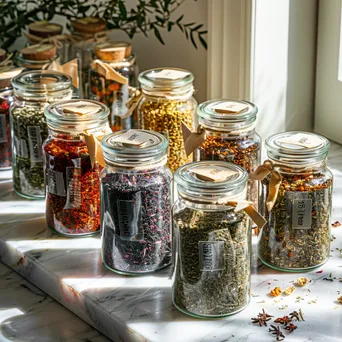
[44,134,101,235]
[323,277,334,282]
[274,316,292,325]
[316,270,323,273]
[268,325,285,341]
[0,97,11,169]
[284,286,295,295]
[251,309,274,327]
[284,323,297,333]
[332,221,341,227]
[338,296,342,304]
[270,287,282,297]
[101,169,172,273]
[297,277,309,287]
[289,310,304,321]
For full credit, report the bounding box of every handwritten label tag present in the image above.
[192,166,237,182]
[147,69,190,80]
[110,130,154,147]
[212,101,248,114]
[181,122,205,156]
[279,133,323,149]
[62,101,101,116]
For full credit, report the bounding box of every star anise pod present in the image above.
[289,310,300,321]
[269,325,285,341]
[274,316,292,325]
[284,323,297,333]
[251,309,274,326]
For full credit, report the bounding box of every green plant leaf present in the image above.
[154,26,165,44]
[119,2,127,19]
[199,33,207,49]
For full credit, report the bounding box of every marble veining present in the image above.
[0,144,341,341]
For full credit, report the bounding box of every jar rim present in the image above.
[11,70,72,93]
[44,99,109,131]
[101,129,168,167]
[175,161,248,200]
[197,99,257,128]
[266,131,330,163]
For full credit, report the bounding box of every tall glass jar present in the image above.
[43,100,110,237]
[195,100,261,208]
[138,68,197,173]
[100,129,172,274]
[258,131,333,271]
[11,71,73,198]
[89,42,139,131]
[173,161,251,318]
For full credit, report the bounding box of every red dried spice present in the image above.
[332,221,341,228]
[0,98,12,169]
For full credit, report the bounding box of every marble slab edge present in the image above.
[0,238,146,342]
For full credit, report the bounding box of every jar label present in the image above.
[64,165,82,209]
[15,136,28,159]
[62,101,102,116]
[47,169,66,197]
[278,133,323,149]
[199,241,225,271]
[192,166,237,182]
[212,101,249,114]
[286,192,312,229]
[117,192,143,240]
[147,69,190,80]
[110,129,157,147]
[27,126,42,163]
[111,83,129,118]
[0,114,7,143]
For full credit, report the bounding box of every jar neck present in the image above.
[200,120,257,136]
[269,157,327,174]
[14,88,73,103]
[48,123,107,138]
[104,158,167,172]
[141,84,194,101]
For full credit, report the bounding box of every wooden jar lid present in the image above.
[71,17,106,35]
[0,49,6,63]
[94,42,132,61]
[21,44,56,61]
[28,21,63,38]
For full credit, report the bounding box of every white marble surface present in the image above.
[0,144,341,342]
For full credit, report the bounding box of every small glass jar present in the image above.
[195,100,261,208]
[138,68,197,173]
[11,71,73,198]
[173,161,251,318]
[89,42,139,131]
[100,129,172,274]
[258,131,333,271]
[43,100,110,237]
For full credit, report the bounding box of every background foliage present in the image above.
[0,0,207,50]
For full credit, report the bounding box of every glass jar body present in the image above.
[172,198,251,318]
[100,165,172,274]
[258,162,333,271]
[139,94,197,173]
[89,57,139,131]
[43,128,105,236]
[0,88,13,170]
[195,129,261,208]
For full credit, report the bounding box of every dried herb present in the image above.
[284,286,295,295]
[101,168,172,274]
[251,309,274,327]
[338,296,342,304]
[284,323,297,333]
[297,277,309,287]
[259,171,332,270]
[44,134,101,236]
[198,135,260,208]
[173,208,251,316]
[11,106,48,197]
[0,96,12,169]
[332,221,341,227]
[274,316,292,325]
[269,325,285,341]
[270,287,282,297]
[289,310,303,321]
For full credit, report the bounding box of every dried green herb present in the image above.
[173,207,251,317]
[259,172,332,270]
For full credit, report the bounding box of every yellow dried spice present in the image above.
[284,286,295,295]
[338,296,342,304]
[140,99,195,172]
[297,277,309,287]
[270,287,282,297]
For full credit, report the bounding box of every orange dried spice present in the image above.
[270,287,282,297]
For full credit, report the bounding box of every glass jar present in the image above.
[258,131,333,271]
[11,71,73,198]
[138,68,197,173]
[195,99,261,209]
[89,42,139,131]
[43,99,110,237]
[100,129,172,274]
[173,161,251,318]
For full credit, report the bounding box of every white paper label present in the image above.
[15,137,28,159]
[192,166,237,182]
[27,126,42,163]
[279,133,323,149]
[62,101,102,116]
[0,115,7,143]
[110,130,156,147]
[199,241,225,271]
[147,69,190,80]
[212,101,249,114]
[47,169,66,197]
[64,165,82,209]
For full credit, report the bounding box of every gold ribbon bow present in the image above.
[249,160,282,212]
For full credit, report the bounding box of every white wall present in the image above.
[253,0,318,139]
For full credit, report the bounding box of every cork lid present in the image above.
[0,49,6,63]
[28,21,63,38]
[94,41,132,62]
[0,68,24,89]
[71,17,106,35]
[20,44,57,61]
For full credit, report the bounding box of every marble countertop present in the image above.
[0,143,341,342]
